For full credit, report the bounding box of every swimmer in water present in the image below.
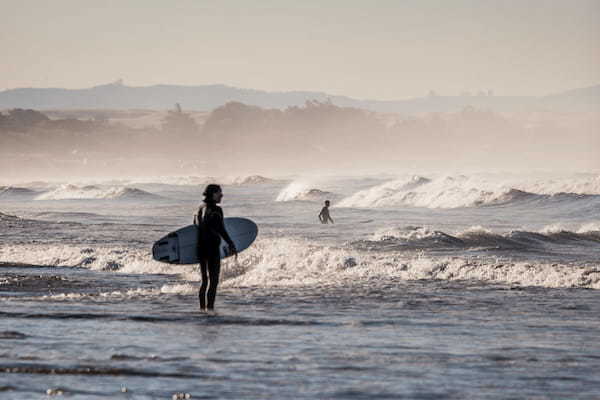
[318,200,334,224]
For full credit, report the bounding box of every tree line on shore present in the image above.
[1,101,596,173]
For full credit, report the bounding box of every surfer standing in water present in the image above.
[318,200,334,224]
[194,184,237,312]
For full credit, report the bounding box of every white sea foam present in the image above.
[42,287,160,301]
[35,282,196,301]
[518,174,600,195]
[218,237,600,290]
[160,283,196,295]
[336,175,509,208]
[336,174,600,209]
[539,222,600,234]
[2,237,599,292]
[370,225,495,242]
[369,226,433,241]
[0,244,189,275]
[578,222,600,233]
[367,224,600,251]
[461,225,494,235]
[539,223,571,234]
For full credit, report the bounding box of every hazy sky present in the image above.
[1,0,599,99]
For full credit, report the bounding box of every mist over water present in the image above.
[1,102,599,183]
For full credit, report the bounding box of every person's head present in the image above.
[203,184,223,204]
[324,200,330,207]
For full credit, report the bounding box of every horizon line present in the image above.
[2,81,599,103]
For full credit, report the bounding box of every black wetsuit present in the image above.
[195,202,234,310]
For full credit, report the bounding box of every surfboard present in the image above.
[152,217,258,264]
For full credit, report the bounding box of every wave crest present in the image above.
[362,225,600,252]
[0,186,38,199]
[276,180,333,202]
[336,175,600,209]
[35,185,162,200]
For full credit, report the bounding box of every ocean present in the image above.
[1,172,599,399]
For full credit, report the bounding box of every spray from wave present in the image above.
[275,180,334,202]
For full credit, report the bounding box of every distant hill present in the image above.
[539,84,600,111]
[1,81,598,113]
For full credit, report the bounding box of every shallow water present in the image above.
[1,173,600,398]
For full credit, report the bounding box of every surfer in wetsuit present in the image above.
[318,200,334,224]
[194,184,237,311]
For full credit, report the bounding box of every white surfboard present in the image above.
[152,217,258,264]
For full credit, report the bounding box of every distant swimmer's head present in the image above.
[324,200,330,206]
[203,184,223,204]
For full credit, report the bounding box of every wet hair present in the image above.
[325,200,330,205]
[203,184,222,203]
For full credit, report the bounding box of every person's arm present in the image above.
[318,208,325,222]
[216,220,235,247]
[328,215,334,224]
[211,209,237,255]
[193,206,204,226]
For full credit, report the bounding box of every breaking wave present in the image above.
[32,211,110,222]
[276,180,334,202]
[361,225,600,251]
[336,175,600,209]
[0,186,39,199]
[35,185,163,200]
[130,176,217,186]
[0,212,19,221]
[3,235,599,291]
[218,237,600,290]
[129,174,279,186]
[0,244,185,275]
[230,175,279,185]
[519,174,600,195]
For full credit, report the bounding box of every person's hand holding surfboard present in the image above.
[227,241,238,259]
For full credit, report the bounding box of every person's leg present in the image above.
[198,258,208,311]
[206,255,221,310]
